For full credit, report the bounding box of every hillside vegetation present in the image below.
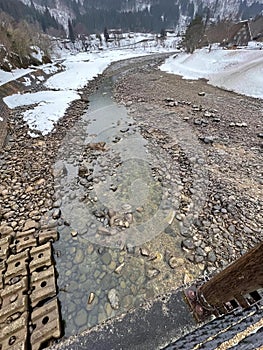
[0,11,52,71]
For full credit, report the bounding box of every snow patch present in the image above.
[23,77,32,87]
[0,68,33,87]
[4,90,80,136]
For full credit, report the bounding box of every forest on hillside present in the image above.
[0,0,65,36]
[1,0,262,35]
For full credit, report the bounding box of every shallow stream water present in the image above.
[52,73,200,337]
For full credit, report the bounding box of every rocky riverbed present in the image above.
[0,53,262,344]
[114,65,263,269]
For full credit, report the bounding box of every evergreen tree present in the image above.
[160,28,166,38]
[68,19,75,43]
[104,27,110,42]
[183,15,205,53]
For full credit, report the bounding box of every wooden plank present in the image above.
[199,242,263,308]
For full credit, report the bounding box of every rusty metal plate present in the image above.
[4,251,30,285]
[30,266,57,308]
[31,298,61,350]
[15,230,37,253]
[38,229,58,245]
[29,242,53,273]
[0,236,11,262]
[0,276,29,324]
[0,312,28,350]
[184,286,215,322]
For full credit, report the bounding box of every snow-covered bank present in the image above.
[4,90,80,134]
[44,50,161,91]
[3,35,178,136]
[160,46,263,99]
[0,68,34,87]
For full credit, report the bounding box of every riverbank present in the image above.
[0,53,262,349]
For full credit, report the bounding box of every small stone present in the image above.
[25,186,33,193]
[204,111,213,117]
[98,227,111,236]
[53,200,62,208]
[74,249,84,264]
[52,209,61,219]
[140,248,150,257]
[10,277,20,284]
[125,213,133,224]
[108,209,116,218]
[168,257,184,269]
[23,220,39,231]
[108,289,119,310]
[165,97,174,102]
[207,251,217,263]
[0,225,14,236]
[87,244,94,254]
[120,281,126,289]
[101,252,111,265]
[195,247,206,257]
[114,263,125,274]
[109,261,117,270]
[93,210,105,218]
[75,309,88,327]
[195,255,204,263]
[120,127,129,133]
[182,239,195,250]
[105,302,113,317]
[166,101,177,107]
[183,273,192,285]
[11,312,21,321]
[88,292,95,304]
[228,224,236,233]
[200,136,214,144]
[146,268,160,279]
[1,189,9,196]
[35,178,45,186]
[122,204,132,212]
[71,230,78,237]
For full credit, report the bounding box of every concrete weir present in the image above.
[51,289,195,350]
